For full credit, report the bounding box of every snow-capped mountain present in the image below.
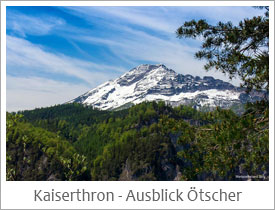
[69,64,264,110]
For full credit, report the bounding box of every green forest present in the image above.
[6,100,268,181]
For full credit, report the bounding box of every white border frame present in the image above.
[1,1,274,209]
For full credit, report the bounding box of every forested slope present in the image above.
[6,101,268,181]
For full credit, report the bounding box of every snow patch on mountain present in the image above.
[69,64,264,110]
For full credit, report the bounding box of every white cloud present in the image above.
[7,75,89,112]
[6,35,129,111]
[63,6,265,35]
[187,6,266,24]
[63,6,244,86]
[7,35,127,85]
[90,7,175,33]
[73,27,241,86]
[6,11,65,37]
[64,6,176,34]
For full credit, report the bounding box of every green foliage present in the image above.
[6,113,89,181]
[178,108,268,180]
[7,100,268,181]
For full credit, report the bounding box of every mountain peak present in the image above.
[138,63,167,68]
[69,64,264,110]
[116,63,175,87]
[130,63,169,73]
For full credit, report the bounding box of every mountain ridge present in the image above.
[69,64,264,111]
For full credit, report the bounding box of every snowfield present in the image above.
[69,64,259,110]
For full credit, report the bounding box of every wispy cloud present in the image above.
[70,26,240,85]
[7,35,127,86]
[6,35,129,111]
[62,6,265,34]
[6,10,65,37]
[65,6,176,34]
[60,6,249,84]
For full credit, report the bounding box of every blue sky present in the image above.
[6,6,265,111]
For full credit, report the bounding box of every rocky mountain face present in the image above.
[69,64,265,110]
